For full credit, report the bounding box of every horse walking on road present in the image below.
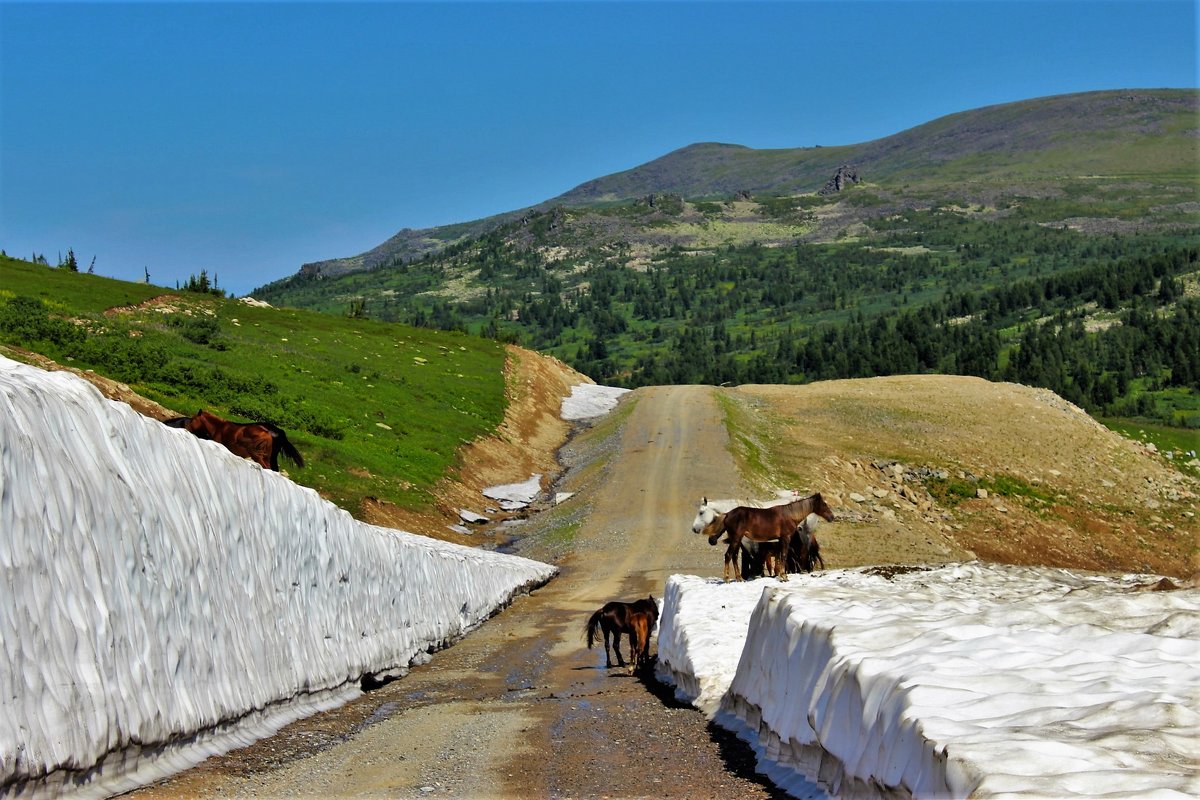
[584,596,659,674]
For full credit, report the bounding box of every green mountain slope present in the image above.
[0,255,510,516]
[254,88,1199,444]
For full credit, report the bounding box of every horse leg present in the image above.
[776,528,792,582]
[631,615,650,674]
[603,625,615,668]
[725,532,744,581]
[759,541,778,578]
[628,621,640,675]
[251,431,274,470]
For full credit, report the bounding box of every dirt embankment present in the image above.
[362,344,589,542]
[733,376,1197,579]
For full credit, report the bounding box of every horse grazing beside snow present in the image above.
[693,493,834,582]
[584,596,659,674]
[166,410,304,472]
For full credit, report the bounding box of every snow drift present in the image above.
[657,564,1199,799]
[0,356,556,797]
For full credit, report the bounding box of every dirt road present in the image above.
[131,385,791,799]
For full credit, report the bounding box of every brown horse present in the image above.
[714,494,834,582]
[584,596,659,674]
[182,409,304,471]
[742,525,825,579]
[702,513,825,579]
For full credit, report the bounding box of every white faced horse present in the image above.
[691,491,827,578]
[691,491,819,535]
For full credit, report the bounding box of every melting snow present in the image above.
[0,355,556,797]
[656,564,1199,799]
[560,382,630,421]
[482,474,543,510]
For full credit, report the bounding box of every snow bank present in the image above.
[0,356,556,797]
[560,383,629,421]
[657,564,1199,799]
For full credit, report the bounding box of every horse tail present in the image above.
[585,608,604,650]
[260,423,303,469]
[809,536,825,571]
[276,432,304,469]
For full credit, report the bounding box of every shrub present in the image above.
[166,314,221,346]
[0,296,85,347]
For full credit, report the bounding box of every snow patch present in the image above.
[560,383,630,421]
[482,474,543,510]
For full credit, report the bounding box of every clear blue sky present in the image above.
[2,1,1196,295]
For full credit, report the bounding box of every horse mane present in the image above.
[701,492,798,514]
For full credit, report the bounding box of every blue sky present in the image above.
[1,2,1196,295]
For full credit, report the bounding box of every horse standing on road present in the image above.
[584,596,659,674]
[693,493,829,579]
[699,494,835,582]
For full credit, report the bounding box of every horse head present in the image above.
[811,492,836,523]
[185,409,216,438]
[702,512,727,546]
[691,498,719,534]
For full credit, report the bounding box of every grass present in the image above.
[1100,417,1200,479]
[0,255,510,516]
[922,472,1055,508]
[716,390,792,491]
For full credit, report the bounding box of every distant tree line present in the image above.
[606,246,1199,424]
[253,206,1198,426]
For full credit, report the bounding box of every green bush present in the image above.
[72,333,168,383]
[166,314,221,346]
[0,296,84,347]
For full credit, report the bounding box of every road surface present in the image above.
[131,385,790,799]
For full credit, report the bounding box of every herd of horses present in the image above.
[587,491,835,674]
[163,410,303,472]
[157,408,832,679]
[160,408,828,676]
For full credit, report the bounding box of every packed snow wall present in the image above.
[0,356,557,797]
[657,566,1199,799]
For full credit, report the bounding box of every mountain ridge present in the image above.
[288,88,1198,281]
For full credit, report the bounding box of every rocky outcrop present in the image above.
[818,164,861,194]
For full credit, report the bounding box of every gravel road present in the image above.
[128,385,792,799]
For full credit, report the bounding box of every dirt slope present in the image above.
[734,376,1196,578]
[363,344,588,542]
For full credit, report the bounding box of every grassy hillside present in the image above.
[252,90,1199,447]
[0,255,509,516]
[255,189,1200,431]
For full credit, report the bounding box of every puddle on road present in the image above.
[363,701,400,726]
